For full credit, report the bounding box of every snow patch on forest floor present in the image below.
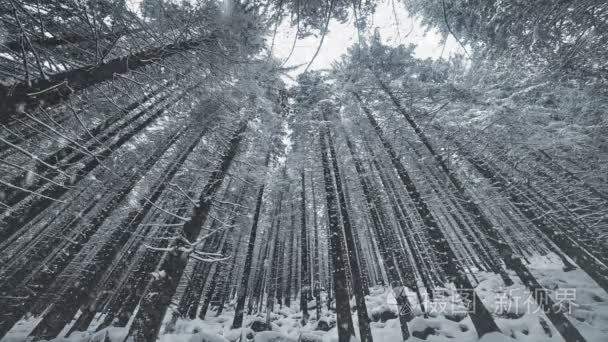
[154,254,608,342]
[12,254,608,342]
[528,254,608,341]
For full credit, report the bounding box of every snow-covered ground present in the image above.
[5,254,607,342]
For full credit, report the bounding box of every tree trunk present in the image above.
[123,119,249,341]
[367,81,590,341]
[318,106,356,342]
[231,149,273,329]
[310,172,323,320]
[266,191,284,326]
[284,202,296,308]
[0,78,174,208]
[299,170,310,325]
[345,135,414,340]
[323,110,373,342]
[23,122,214,340]
[353,92,501,338]
[0,35,216,126]
[0,80,203,241]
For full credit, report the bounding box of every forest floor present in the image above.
[5,254,608,342]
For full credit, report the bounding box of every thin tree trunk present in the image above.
[0,81,203,241]
[0,78,175,208]
[318,107,356,342]
[231,149,273,329]
[367,80,590,341]
[284,201,296,308]
[124,119,249,342]
[310,172,323,320]
[323,109,373,342]
[353,92,501,338]
[299,170,310,325]
[345,135,414,340]
[23,122,214,340]
[266,191,284,326]
[0,35,215,126]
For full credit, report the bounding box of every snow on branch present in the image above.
[0,126,71,179]
[208,213,233,228]
[212,198,249,210]
[140,223,184,227]
[0,179,66,203]
[0,159,73,189]
[144,231,231,264]
[143,196,190,221]
[168,182,198,206]
[190,254,231,263]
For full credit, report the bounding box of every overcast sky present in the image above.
[126,0,463,77]
[271,1,464,77]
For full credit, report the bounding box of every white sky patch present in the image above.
[271,1,463,77]
[124,1,461,78]
[126,0,143,16]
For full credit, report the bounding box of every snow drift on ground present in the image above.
[6,253,607,342]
